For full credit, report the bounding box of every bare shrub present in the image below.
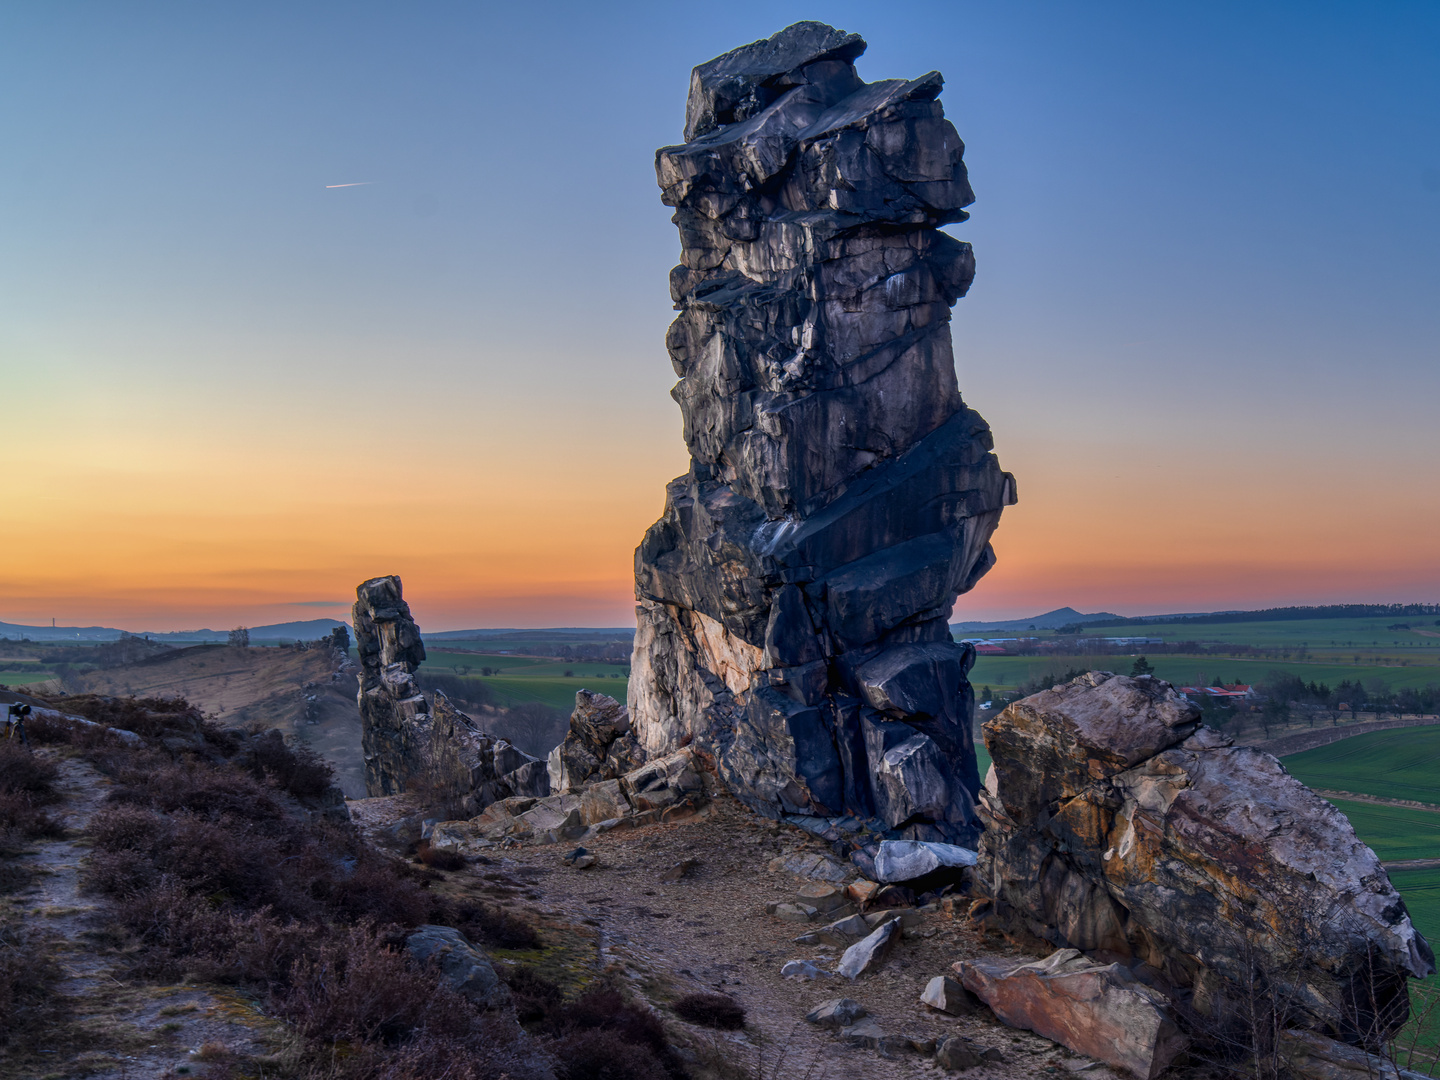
[673,992,745,1030]
[490,703,569,759]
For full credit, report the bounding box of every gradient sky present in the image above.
[2,1,1438,632]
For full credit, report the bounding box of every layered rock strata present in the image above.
[353,575,547,810]
[629,20,1015,846]
[975,671,1435,1044]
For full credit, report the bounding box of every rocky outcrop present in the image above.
[629,20,1015,846]
[974,671,1435,1045]
[956,949,1187,1080]
[546,689,643,793]
[353,575,547,810]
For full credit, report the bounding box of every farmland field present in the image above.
[968,654,1440,695]
[1326,799,1440,862]
[0,668,59,686]
[1285,726,1440,804]
[417,649,629,710]
[962,615,1440,651]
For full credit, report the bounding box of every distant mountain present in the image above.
[0,620,128,642]
[950,607,1122,633]
[0,617,346,643]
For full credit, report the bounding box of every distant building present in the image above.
[1178,684,1255,702]
[972,644,1009,656]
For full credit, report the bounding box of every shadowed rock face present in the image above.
[630,21,1014,844]
[975,672,1436,1044]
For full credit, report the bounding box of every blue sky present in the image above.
[2,2,1437,629]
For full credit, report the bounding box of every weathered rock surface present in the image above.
[805,997,866,1028]
[872,838,976,883]
[956,949,1185,1080]
[836,917,898,978]
[353,576,548,812]
[405,924,508,1009]
[975,672,1435,1044]
[1279,1028,1434,1080]
[628,20,1015,846]
[920,974,981,1016]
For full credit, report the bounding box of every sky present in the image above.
[1,1,1438,632]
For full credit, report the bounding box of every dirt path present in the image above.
[3,751,284,1080]
[1311,789,1440,814]
[473,796,1120,1080]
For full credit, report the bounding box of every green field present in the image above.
[417,650,628,710]
[1326,799,1440,863]
[968,654,1440,696]
[1285,726,1440,804]
[0,668,58,686]
[968,615,1440,651]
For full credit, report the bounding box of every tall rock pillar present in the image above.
[353,575,430,796]
[629,22,1015,844]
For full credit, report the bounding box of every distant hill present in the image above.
[0,617,346,643]
[426,627,635,642]
[950,607,1121,633]
[1055,604,1440,632]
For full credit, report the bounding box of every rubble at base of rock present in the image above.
[974,671,1435,1049]
[627,19,1015,847]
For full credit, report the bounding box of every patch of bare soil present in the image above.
[2,751,285,1080]
[428,797,1122,1080]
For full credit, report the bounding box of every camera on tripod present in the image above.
[6,704,31,720]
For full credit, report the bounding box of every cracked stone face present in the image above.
[629,21,1015,844]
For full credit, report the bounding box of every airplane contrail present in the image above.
[325,182,373,188]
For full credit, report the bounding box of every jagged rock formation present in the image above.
[974,672,1435,1045]
[546,688,644,792]
[629,21,1015,846]
[430,690,711,852]
[353,575,547,810]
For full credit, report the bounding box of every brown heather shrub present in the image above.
[533,985,685,1080]
[552,1028,672,1080]
[416,838,467,871]
[672,991,746,1030]
[0,921,66,1046]
[504,966,564,1025]
[245,728,336,799]
[0,741,64,850]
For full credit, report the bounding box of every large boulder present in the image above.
[405,925,508,1009]
[628,20,1015,846]
[975,672,1435,1044]
[956,949,1185,1080]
